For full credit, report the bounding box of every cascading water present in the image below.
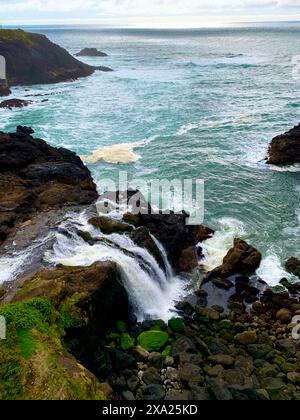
[44,211,188,321]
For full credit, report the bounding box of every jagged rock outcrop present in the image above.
[207,239,262,279]
[0,29,112,94]
[0,126,98,242]
[267,124,300,165]
[75,48,108,57]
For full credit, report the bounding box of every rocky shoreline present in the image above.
[0,127,300,400]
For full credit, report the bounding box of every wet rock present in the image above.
[172,336,197,357]
[122,390,135,400]
[207,378,233,401]
[165,389,191,400]
[207,365,224,377]
[287,372,300,385]
[127,375,140,392]
[204,337,230,355]
[247,344,272,359]
[212,278,234,290]
[235,331,258,345]
[0,127,98,242]
[133,346,149,362]
[130,227,165,268]
[228,386,269,401]
[89,216,133,234]
[141,384,165,401]
[148,352,163,369]
[142,367,162,385]
[179,363,204,386]
[0,98,32,109]
[207,354,234,367]
[177,246,199,273]
[276,308,292,324]
[276,339,297,357]
[207,239,262,278]
[75,48,108,57]
[267,124,300,165]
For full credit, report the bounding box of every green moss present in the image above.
[162,345,172,358]
[0,29,35,47]
[137,330,169,352]
[57,292,88,330]
[121,333,135,351]
[168,318,185,334]
[150,320,167,331]
[116,321,128,333]
[17,329,37,358]
[77,230,93,242]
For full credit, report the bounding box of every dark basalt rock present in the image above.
[0,29,110,90]
[75,48,108,57]
[0,126,98,242]
[0,98,32,109]
[267,124,300,165]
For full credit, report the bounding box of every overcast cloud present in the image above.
[1,0,300,25]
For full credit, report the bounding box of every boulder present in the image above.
[207,239,262,278]
[75,48,108,57]
[267,124,300,165]
[276,308,292,324]
[0,98,32,109]
[285,257,300,278]
[0,79,11,96]
[89,216,133,234]
[0,127,97,242]
[137,330,169,352]
[235,331,258,345]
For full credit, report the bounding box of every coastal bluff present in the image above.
[0,126,98,243]
[0,29,111,95]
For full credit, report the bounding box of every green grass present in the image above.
[17,329,37,358]
[0,297,52,332]
[0,29,35,47]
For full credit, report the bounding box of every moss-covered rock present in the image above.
[137,330,169,352]
[0,297,107,400]
[168,318,185,334]
[121,333,135,351]
[77,230,94,243]
[89,216,133,234]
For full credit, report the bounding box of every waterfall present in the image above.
[44,211,187,321]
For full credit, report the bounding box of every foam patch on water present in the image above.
[200,217,246,271]
[256,251,295,287]
[81,141,143,164]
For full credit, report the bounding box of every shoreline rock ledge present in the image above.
[267,124,300,165]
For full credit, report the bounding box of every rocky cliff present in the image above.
[0,126,98,243]
[0,29,111,95]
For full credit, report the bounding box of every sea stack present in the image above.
[267,124,300,165]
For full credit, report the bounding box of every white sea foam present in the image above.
[269,164,300,173]
[256,251,295,287]
[200,217,246,271]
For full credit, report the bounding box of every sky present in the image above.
[1,0,300,27]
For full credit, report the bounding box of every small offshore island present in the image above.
[0,28,300,401]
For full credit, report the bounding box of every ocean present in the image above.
[2,22,300,286]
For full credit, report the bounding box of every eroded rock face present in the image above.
[0,126,98,242]
[267,124,300,165]
[207,239,262,279]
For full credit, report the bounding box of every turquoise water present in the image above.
[1,23,300,283]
